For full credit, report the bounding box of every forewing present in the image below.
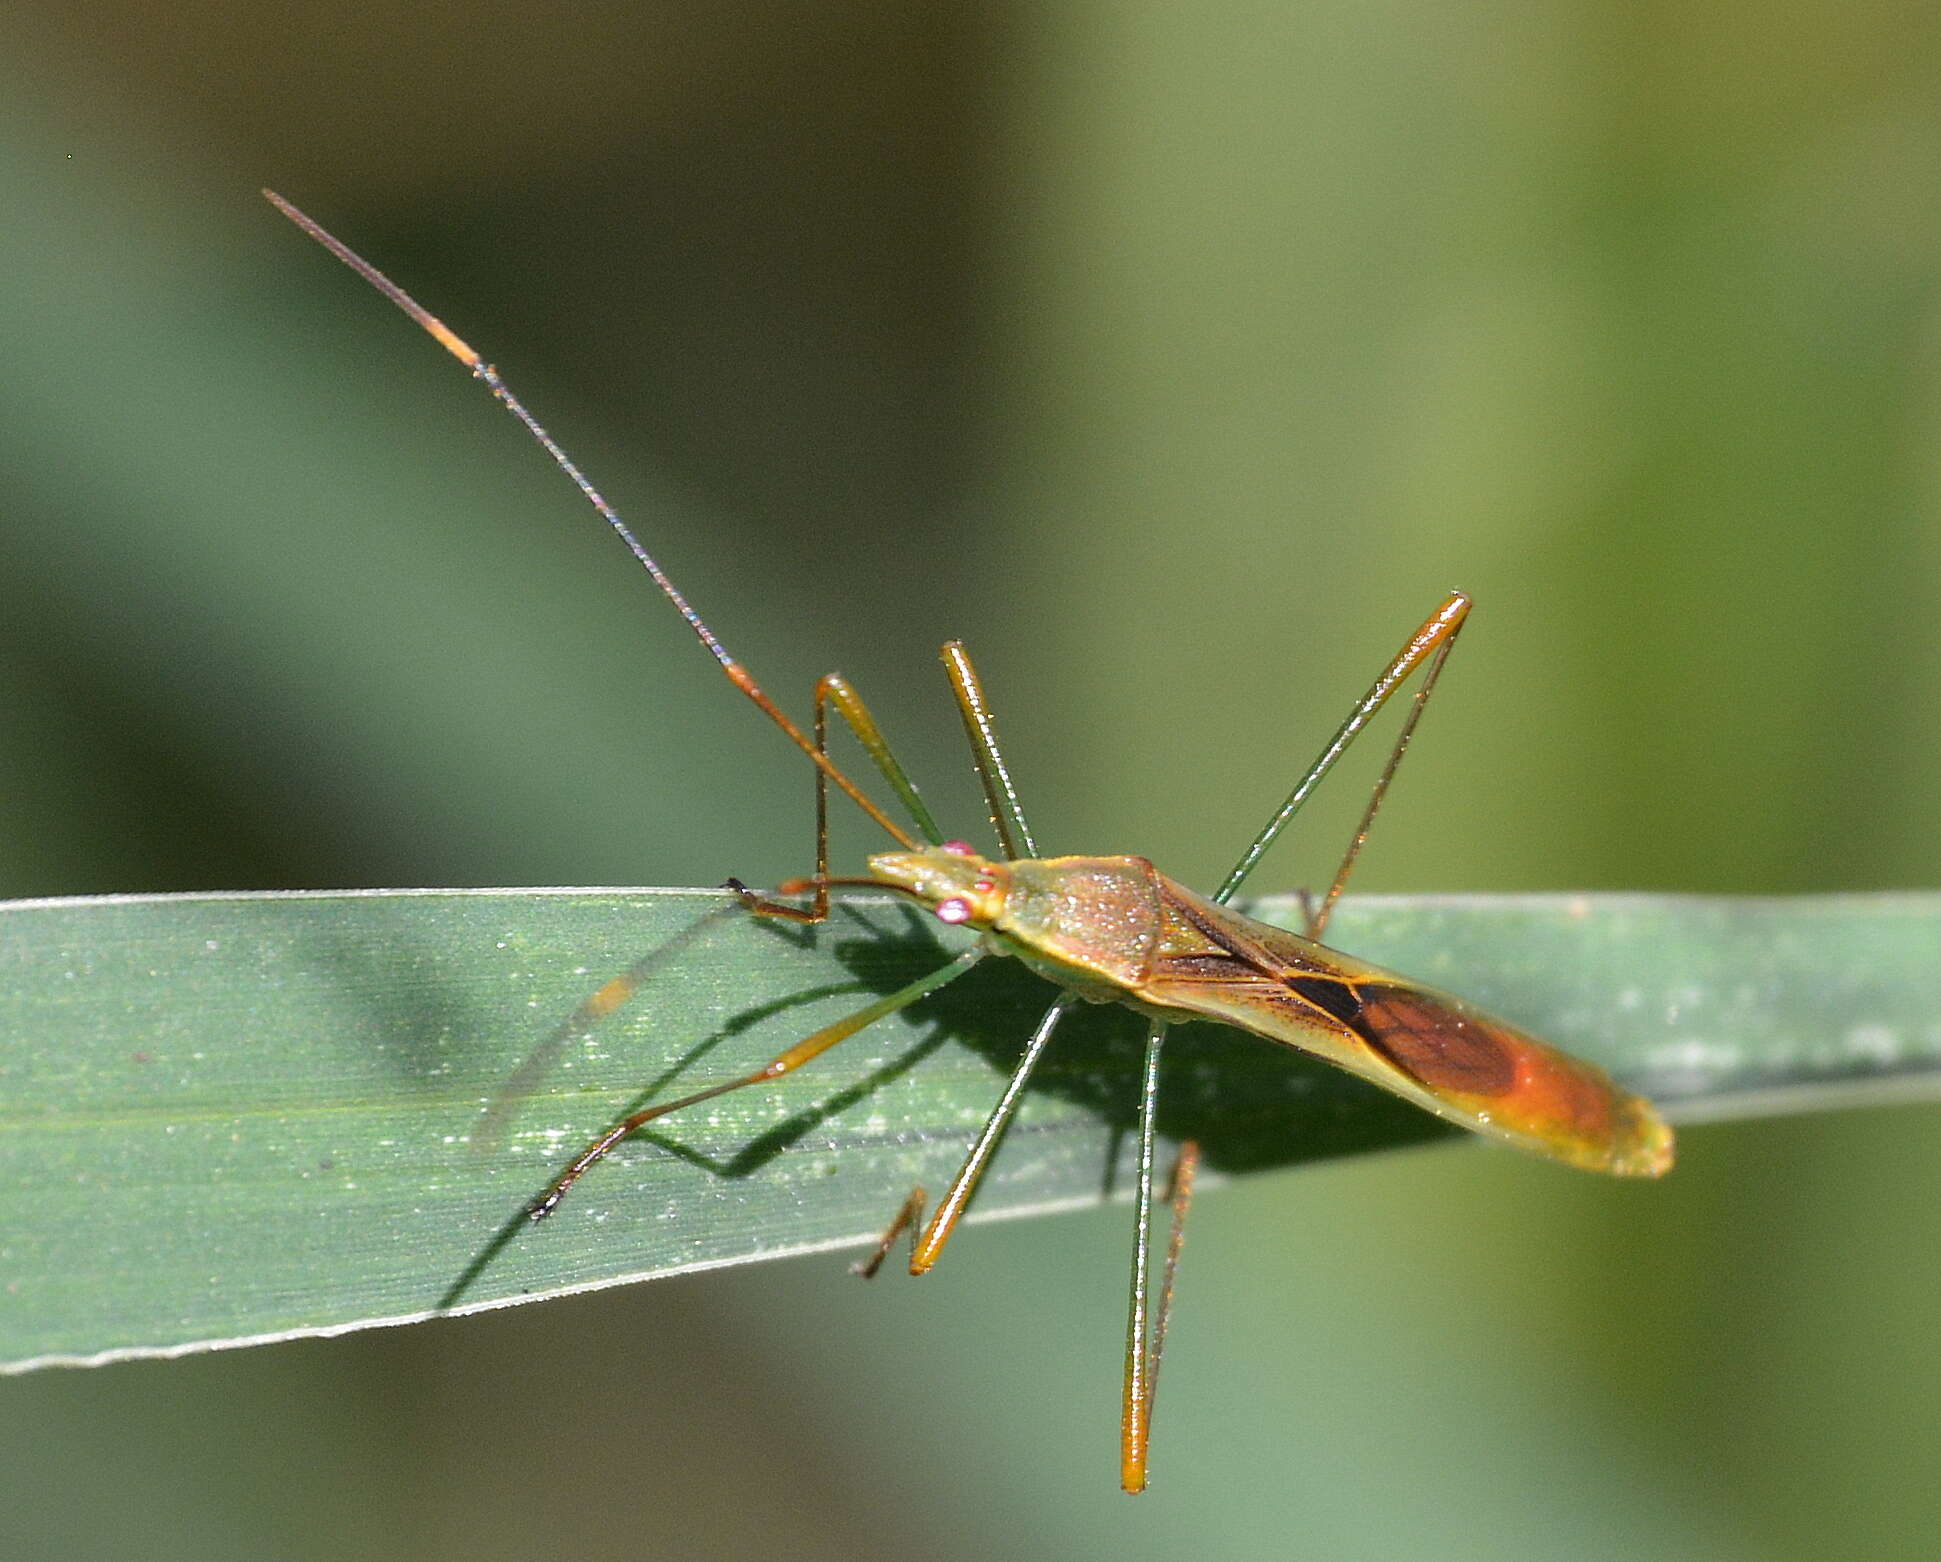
[1140,883,1672,1177]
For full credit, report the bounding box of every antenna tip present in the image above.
[261,188,484,370]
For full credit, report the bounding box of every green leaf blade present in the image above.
[3,887,1937,1369]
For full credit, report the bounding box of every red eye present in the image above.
[935,898,972,924]
[941,840,975,856]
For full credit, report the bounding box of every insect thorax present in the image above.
[991,856,1163,1001]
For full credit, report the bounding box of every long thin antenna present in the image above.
[264,190,918,852]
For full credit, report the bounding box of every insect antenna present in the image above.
[263,190,918,853]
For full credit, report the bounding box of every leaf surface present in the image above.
[3,886,1936,1368]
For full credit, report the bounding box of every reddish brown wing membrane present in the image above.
[1348,984,1518,1093]
[1344,979,1672,1176]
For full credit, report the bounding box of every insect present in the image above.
[266,190,1674,1493]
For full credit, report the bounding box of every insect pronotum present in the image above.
[266,190,1674,1494]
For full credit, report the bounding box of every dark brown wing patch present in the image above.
[1284,975,1362,1028]
[1351,983,1518,1096]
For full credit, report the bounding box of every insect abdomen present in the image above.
[1133,881,1673,1178]
[1346,981,1672,1176]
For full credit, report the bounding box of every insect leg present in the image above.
[940,640,1040,860]
[1145,1137,1199,1420]
[1119,1019,1169,1494]
[738,672,951,923]
[852,1185,926,1279]
[820,673,947,847]
[869,993,1076,1274]
[1306,602,1467,939]
[1214,591,1470,910]
[498,671,942,1124]
[845,639,1058,1273]
[528,944,986,1218]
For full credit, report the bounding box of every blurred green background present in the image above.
[5,1,1941,1557]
